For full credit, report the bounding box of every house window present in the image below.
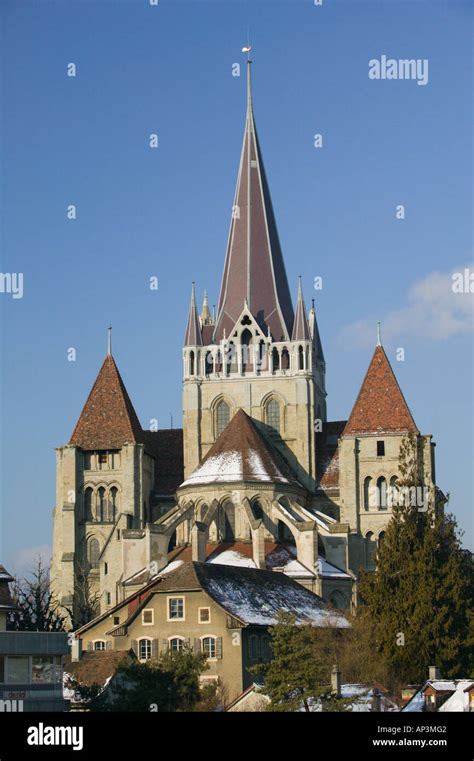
[198,607,210,624]
[113,616,120,626]
[377,440,385,457]
[104,563,108,575]
[248,635,260,661]
[138,639,152,661]
[98,452,108,467]
[94,641,106,651]
[215,401,230,438]
[7,656,29,683]
[106,592,111,606]
[168,597,185,621]
[202,637,216,659]
[142,609,154,626]
[170,638,184,653]
[266,399,281,434]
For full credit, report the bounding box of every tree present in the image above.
[259,611,354,712]
[8,557,66,632]
[63,562,101,630]
[359,503,473,683]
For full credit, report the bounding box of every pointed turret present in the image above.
[291,277,311,341]
[213,60,294,343]
[200,290,212,326]
[309,298,325,363]
[69,352,143,450]
[343,341,418,436]
[184,283,203,347]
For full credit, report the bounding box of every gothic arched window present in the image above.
[84,488,93,522]
[272,347,280,371]
[365,532,376,570]
[377,477,387,510]
[281,347,290,370]
[215,400,230,438]
[189,351,195,376]
[266,399,281,434]
[363,476,372,511]
[89,538,100,569]
[298,345,304,370]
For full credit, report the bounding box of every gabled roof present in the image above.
[180,408,302,488]
[184,283,203,347]
[64,650,133,691]
[0,565,15,610]
[343,346,418,436]
[69,354,143,450]
[213,62,294,343]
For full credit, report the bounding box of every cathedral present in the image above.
[51,61,444,623]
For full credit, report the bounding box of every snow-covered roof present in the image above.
[438,681,473,712]
[179,409,301,488]
[193,562,350,628]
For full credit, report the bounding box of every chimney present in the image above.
[429,666,441,681]
[71,637,83,663]
[331,665,341,696]
[371,687,382,712]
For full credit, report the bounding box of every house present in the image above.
[0,565,70,712]
[72,561,349,702]
[63,649,135,710]
[402,667,474,712]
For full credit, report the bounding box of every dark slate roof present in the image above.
[343,346,419,436]
[69,354,144,450]
[142,429,184,495]
[0,565,15,610]
[183,283,203,347]
[180,409,302,489]
[213,63,294,344]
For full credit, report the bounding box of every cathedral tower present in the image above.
[182,60,326,492]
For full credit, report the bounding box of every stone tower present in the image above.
[182,60,326,492]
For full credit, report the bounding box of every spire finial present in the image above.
[242,44,252,110]
[107,325,112,356]
[376,321,382,347]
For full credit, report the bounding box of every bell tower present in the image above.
[182,57,326,492]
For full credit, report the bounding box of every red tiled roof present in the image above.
[69,355,143,450]
[213,66,294,343]
[343,346,418,436]
[180,409,302,489]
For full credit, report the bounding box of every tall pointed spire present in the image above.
[291,277,311,341]
[376,321,382,347]
[184,282,203,346]
[213,56,294,344]
[308,298,325,362]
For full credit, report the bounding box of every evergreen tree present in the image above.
[359,502,473,682]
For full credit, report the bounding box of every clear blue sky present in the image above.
[1,0,472,574]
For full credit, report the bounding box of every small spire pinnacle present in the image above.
[200,289,211,325]
[376,321,382,347]
[107,325,112,356]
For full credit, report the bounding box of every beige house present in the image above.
[51,60,445,626]
[72,561,348,703]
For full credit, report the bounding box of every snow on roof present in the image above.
[402,690,425,712]
[427,681,456,692]
[208,550,256,569]
[438,681,473,712]
[181,451,244,486]
[194,562,349,628]
[157,559,184,576]
[317,558,350,579]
